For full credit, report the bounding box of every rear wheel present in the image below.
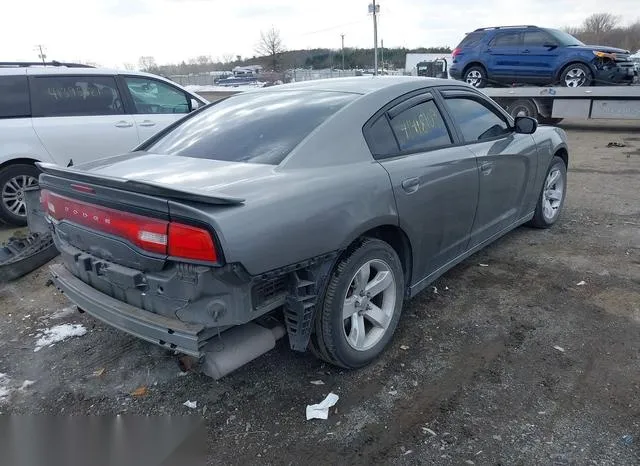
[463,65,487,88]
[559,63,593,87]
[309,238,405,369]
[0,164,40,226]
[528,156,567,228]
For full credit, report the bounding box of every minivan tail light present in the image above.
[42,190,219,262]
[452,48,461,58]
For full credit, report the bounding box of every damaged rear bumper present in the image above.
[50,263,207,357]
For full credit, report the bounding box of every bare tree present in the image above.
[138,56,157,71]
[123,62,135,71]
[256,27,285,71]
[196,55,211,65]
[222,54,235,64]
[583,13,619,42]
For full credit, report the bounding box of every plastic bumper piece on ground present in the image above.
[49,263,206,357]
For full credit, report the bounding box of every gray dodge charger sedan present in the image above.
[39,77,569,378]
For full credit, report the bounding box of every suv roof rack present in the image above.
[0,61,95,68]
[473,25,537,31]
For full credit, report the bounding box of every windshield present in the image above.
[145,90,357,165]
[544,28,585,46]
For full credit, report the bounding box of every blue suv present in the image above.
[449,25,636,88]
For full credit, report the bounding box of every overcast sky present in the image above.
[4,0,638,68]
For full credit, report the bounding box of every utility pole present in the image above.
[369,1,379,75]
[381,39,384,74]
[35,44,47,65]
[341,33,345,72]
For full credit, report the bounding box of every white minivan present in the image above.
[0,62,208,225]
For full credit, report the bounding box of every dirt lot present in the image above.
[1,120,639,465]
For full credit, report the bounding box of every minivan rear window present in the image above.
[456,31,485,48]
[0,75,30,118]
[145,90,357,165]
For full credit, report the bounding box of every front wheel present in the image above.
[309,238,405,369]
[528,156,567,228]
[559,63,593,87]
[0,164,40,226]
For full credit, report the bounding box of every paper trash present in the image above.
[306,392,339,420]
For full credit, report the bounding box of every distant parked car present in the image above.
[449,25,636,88]
[0,62,207,225]
[43,77,569,377]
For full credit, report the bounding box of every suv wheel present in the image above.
[309,238,405,369]
[0,164,40,226]
[463,65,487,88]
[560,63,593,87]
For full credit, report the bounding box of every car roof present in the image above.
[0,66,170,80]
[241,76,460,96]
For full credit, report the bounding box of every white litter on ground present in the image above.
[310,380,325,385]
[183,400,197,409]
[576,280,586,286]
[479,263,489,267]
[0,373,12,403]
[20,380,35,390]
[306,392,339,420]
[553,345,566,353]
[34,324,87,352]
[49,306,77,320]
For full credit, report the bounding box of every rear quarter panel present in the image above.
[0,117,52,165]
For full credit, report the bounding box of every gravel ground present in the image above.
[0,120,639,465]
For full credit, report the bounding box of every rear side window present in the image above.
[366,116,399,158]
[388,100,451,152]
[444,97,510,142]
[146,91,357,165]
[0,75,30,118]
[456,31,485,48]
[491,31,523,47]
[523,30,553,46]
[30,76,125,117]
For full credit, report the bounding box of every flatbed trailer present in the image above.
[480,84,640,123]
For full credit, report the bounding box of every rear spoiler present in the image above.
[35,162,245,206]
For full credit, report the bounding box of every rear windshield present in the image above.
[145,90,358,165]
[456,31,485,48]
[0,75,30,118]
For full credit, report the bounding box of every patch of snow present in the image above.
[0,373,12,403]
[34,324,87,352]
[20,380,35,390]
[183,400,197,409]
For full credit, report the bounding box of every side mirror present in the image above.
[190,98,201,111]
[514,116,537,134]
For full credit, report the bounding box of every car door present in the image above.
[364,91,480,286]
[120,76,194,143]
[29,74,139,167]
[486,30,524,79]
[440,90,538,249]
[519,29,561,81]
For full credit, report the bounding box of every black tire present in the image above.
[0,164,40,226]
[506,99,538,120]
[528,156,567,229]
[309,238,405,369]
[463,65,488,88]
[559,63,593,87]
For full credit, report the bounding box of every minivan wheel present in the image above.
[559,63,593,87]
[309,238,405,369]
[0,164,40,226]
[528,156,567,228]
[463,65,487,88]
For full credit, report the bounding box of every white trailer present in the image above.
[480,85,640,123]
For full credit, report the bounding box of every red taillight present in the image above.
[42,190,218,262]
[452,48,461,58]
[168,222,217,262]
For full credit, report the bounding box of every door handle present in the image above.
[522,49,530,53]
[138,120,156,127]
[114,121,133,128]
[480,162,494,175]
[401,177,420,194]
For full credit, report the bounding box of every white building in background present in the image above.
[232,65,263,77]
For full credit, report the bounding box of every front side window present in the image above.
[124,77,190,114]
[30,76,124,117]
[491,31,522,47]
[388,99,451,152]
[0,75,30,118]
[445,97,510,142]
[145,90,357,165]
